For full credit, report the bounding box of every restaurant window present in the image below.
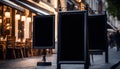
[18,21,24,41]
[0,4,3,36]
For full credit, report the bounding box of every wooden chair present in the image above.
[0,41,6,59]
[6,36,16,59]
[15,42,24,58]
[24,38,33,57]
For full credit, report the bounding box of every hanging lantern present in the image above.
[21,13,26,21]
[27,16,31,22]
[16,11,20,20]
[5,7,10,18]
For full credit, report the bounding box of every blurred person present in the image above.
[115,30,120,51]
[109,32,115,48]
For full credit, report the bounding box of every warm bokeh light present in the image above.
[6,23,10,26]
[76,0,81,2]
[6,26,11,30]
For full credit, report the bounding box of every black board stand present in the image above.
[57,63,61,69]
[37,49,52,66]
[105,47,109,63]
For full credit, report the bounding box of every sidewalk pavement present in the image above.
[0,47,120,69]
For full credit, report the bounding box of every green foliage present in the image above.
[107,0,120,20]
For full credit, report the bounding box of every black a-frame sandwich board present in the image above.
[57,10,89,69]
[33,15,55,66]
[87,12,108,63]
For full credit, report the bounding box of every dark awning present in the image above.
[10,0,50,15]
[0,0,25,12]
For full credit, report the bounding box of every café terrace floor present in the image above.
[0,46,120,69]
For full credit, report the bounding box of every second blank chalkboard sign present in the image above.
[57,10,88,68]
